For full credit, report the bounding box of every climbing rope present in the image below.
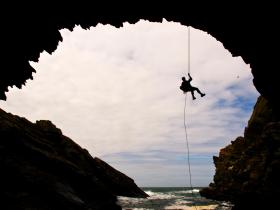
[184,26,198,210]
[188,26,191,75]
[183,94,194,191]
[184,94,197,210]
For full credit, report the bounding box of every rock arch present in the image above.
[1,7,278,110]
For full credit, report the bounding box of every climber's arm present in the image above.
[188,73,192,82]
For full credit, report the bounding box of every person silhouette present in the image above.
[180,73,206,100]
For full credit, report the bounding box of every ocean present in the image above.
[117,187,233,210]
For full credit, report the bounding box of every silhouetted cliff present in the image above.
[200,96,280,209]
[0,108,148,210]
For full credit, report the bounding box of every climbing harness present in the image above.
[184,26,198,210]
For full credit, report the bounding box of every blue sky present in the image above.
[0,20,259,187]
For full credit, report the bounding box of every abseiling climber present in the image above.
[180,73,206,100]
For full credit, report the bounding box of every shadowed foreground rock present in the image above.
[200,96,280,209]
[0,108,148,210]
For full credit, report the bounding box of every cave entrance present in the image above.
[0,19,259,187]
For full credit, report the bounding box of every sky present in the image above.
[0,19,259,187]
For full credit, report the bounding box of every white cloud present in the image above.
[0,20,259,186]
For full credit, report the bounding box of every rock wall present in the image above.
[200,96,280,209]
[0,108,147,210]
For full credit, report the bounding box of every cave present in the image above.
[1,5,279,210]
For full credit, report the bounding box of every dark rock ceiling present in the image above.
[1,5,278,110]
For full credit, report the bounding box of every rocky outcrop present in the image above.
[200,96,280,209]
[0,108,148,210]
